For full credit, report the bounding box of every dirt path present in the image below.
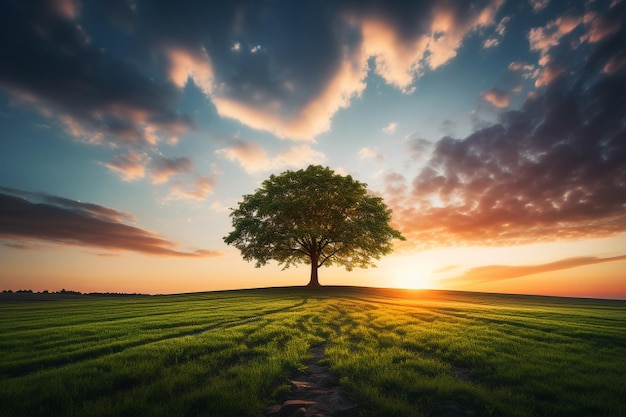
[264,345,358,417]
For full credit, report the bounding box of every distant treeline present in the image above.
[1,289,147,297]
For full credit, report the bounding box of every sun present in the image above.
[394,275,432,290]
[390,264,433,290]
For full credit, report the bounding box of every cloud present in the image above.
[382,122,398,134]
[166,47,215,96]
[0,187,220,257]
[216,140,325,173]
[385,22,626,249]
[527,5,624,87]
[355,1,503,90]
[604,54,626,74]
[382,171,409,210]
[579,11,621,44]
[358,147,384,162]
[105,153,195,186]
[0,186,136,223]
[49,0,78,19]
[483,38,500,49]
[207,0,503,137]
[434,264,460,274]
[530,0,550,12]
[447,255,626,284]
[357,17,427,90]
[404,135,434,161]
[528,14,582,57]
[508,61,535,72]
[0,0,508,143]
[533,61,565,87]
[495,16,510,36]
[210,52,366,140]
[104,152,146,181]
[150,156,193,184]
[483,16,510,49]
[168,175,217,201]
[480,88,510,107]
[508,61,536,82]
[5,0,617,163]
[0,2,193,148]
[439,120,457,136]
[216,140,266,168]
[527,13,584,87]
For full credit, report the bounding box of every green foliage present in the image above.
[223,165,404,284]
[1,288,625,417]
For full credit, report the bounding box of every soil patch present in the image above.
[265,345,358,417]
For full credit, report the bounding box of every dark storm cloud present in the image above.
[390,19,626,248]
[0,186,135,223]
[0,187,220,257]
[0,0,192,146]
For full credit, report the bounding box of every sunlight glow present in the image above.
[390,263,434,290]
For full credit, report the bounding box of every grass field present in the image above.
[1,287,625,417]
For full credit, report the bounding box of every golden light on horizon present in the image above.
[387,258,435,290]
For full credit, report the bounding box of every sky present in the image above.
[1,0,625,299]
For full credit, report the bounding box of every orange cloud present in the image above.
[604,54,626,74]
[529,14,582,56]
[481,88,510,107]
[447,255,626,284]
[50,0,77,19]
[527,14,582,89]
[483,38,500,49]
[216,140,326,173]
[580,11,621,43]
[166,47,214,96]
[168,175,217,201]
[211,55,366,140]
[509,61,535,72]
[150,156,193,184]
[528,8,622,88]
[104,152,146,181]
[534,64,565,87]
[359,17,429,90]
[356,1,503,90]
[530,0,550,12]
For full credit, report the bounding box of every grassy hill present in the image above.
[1,286,625,416]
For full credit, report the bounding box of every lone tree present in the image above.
[224,165,404,286]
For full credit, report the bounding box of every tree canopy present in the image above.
[223,165,404,286]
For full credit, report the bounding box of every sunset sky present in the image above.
[1,0,625,298]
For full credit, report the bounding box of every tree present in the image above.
[224,165,405,286]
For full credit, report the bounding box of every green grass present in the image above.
[1,287,625,417]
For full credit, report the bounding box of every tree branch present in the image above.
[318,243,343,267]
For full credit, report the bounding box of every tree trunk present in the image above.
[306,241,321,287]
[307,263,320,286]
[307,255,320,287]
